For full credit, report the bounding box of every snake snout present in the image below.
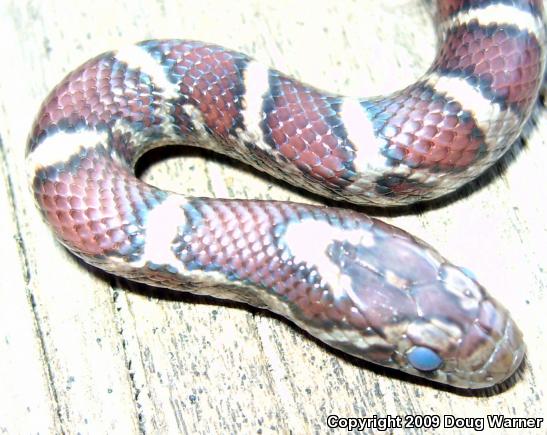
[488,315,525,385]
[469,298,525,388]
[453,296,525,388]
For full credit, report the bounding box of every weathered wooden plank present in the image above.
[0,0,545,434]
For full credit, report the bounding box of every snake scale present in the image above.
[26,0,545,389]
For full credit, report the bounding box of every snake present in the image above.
[26,0,545,389]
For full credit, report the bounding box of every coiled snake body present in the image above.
[26,0,545,388]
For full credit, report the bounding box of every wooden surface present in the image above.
[0,1,545,433]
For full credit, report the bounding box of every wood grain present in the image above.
[0,0,545,433]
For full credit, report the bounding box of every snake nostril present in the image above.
[407,346,444,372]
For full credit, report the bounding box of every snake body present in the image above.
[26,0,545,388]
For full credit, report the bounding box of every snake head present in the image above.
[320,219,525,389]
[398,264,525,389]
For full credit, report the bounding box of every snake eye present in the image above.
[406,346,443,372]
